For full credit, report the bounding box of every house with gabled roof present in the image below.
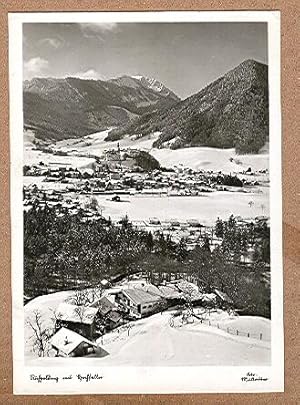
[89,296,123,331]
[50,327,108,358]
[55,302,100,339]
[115,288,163,318]
[90,296,115,315]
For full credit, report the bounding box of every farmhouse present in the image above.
[115,288,162,318]
[111,194,121,202]
[50,327,108,358]
[90,296,114,314]
[89,296,123,331]
[55,302,99,339]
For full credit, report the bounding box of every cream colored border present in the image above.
[9,11,283,394]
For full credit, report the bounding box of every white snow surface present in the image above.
[49,129,269,174]
[80,191,269,226]
[96,313,270,366]
[25,289,270,366]
[151,146,268,173]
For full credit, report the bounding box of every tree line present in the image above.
[24,207,270,317]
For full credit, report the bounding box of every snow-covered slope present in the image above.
[25,289,271,366]
[151,146,269,173]
[98,312,270,366]
[53,129,269,174]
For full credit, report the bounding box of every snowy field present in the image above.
[24,148,96,169]
[23,176,76,191]
[54,129,160,157]
[83,190,269,225]
[24,130,96,169]
[97,313,270,367]
[25,289,271,367]
[41,129,269,174]
[22,181,269,226]
[151,147,268,174]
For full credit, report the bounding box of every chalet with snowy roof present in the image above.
[90,296,115,315]
[155,284,185,307]
[115,288,162,318]
[50,327,108,358]
[89,296,123,331]
[169,218,180,227]
[100,279,110,288]
[55,302,100,339]
[149,217,160,225]
[106,310,123,330]
[186,218,201,227]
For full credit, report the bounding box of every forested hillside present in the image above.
[24,207,270,317]
[108,60,269,154]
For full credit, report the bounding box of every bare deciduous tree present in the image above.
[67,286,102,307]
[26,310,52,357]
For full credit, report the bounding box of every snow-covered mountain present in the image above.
[108,75,179,101]
[23,76,180,141]
[109,60,269,154]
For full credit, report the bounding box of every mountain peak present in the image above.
[109,75,180,101]
[23,73,180,141]
[110,59,268,154]
[225,59,268,81]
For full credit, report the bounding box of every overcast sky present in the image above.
[23,22,267,99]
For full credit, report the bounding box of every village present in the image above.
[23,142,269,244]
[24,183,271,362]
[23,142,268,196]
[23,142,271,363]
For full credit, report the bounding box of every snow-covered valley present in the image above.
[23,129,269,225]
[25,129,269,174]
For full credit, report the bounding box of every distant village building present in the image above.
[110,172,121,180]
[111,195,121,202]
[149,217,161,225]
[170,219,180,227]
[50,327,108,358]
[100,279,110,288]
[187,219,201,227]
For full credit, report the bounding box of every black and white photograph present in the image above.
[9,11,283,394]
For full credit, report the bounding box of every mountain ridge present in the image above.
[108,75,179,100]
[23,75,180,141]
[107,59,269,154]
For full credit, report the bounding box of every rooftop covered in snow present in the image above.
[56,302,99,325]
[50,327,98,356]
